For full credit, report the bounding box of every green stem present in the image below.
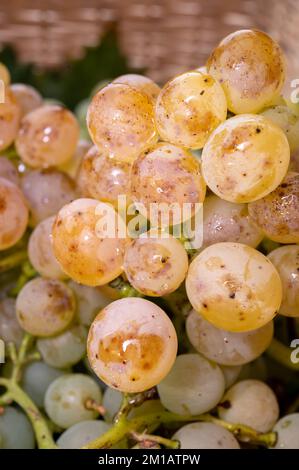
[0,250,28,273]
[0,378,57,449]
[266,338,299,371]
[9,260,37,297]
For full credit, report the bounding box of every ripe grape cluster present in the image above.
[0,29,299,450]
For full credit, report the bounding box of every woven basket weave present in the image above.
[0,0,297,83]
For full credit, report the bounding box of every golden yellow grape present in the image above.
[113,74,161,103]
[0,87,21,151]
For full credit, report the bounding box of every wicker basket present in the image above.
[0,0,298,83]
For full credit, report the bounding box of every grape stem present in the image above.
[83,410,277,449]
[130,431,180,449]
[0,334,56,449]
[266,338,299,371]
[9,260,37,297]
[0,250,28,273]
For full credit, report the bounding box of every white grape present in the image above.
[274,413,299,449]
[172,422,240,449]
[57,420,111,449]
[0,406,35,449]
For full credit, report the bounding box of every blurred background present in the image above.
[0,0,297,111]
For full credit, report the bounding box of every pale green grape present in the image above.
[21,361,66,408]
[102,387,122,423]
[274,413,299,449]
[0,406,35,449]
[157,353,225,415]
[69,280,112,326]
[0,298,24,347]
[261,105,299,154]
[172,422,240,449]
[57,420,111,449]
[221,365,242,389]
[44,373,102,429]
[218,379,279,432]
[37,323,87,368]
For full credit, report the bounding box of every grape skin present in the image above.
[186,309,274,365]
[59,139,91,179]
[69,281,112,327]
[274,413,299,449]
[172,422,240,449]
[52,198,129,286]
[207,29,286,114]
[44,374,102,429]
[155,71,227,149]
[185,242,282,332]
[248,172,299,243]
[268,245,299,317]
[218,379,279,432]
[16,277,76,337]
[0,298,24,347]
[0,406,35,449]
[0,177,28,250]
[261,105,299,155]
[157,353,225,415]
[87,298,178,393]
[0,87,21,151]
[221,365,242,389]
[16,105,79,168]
[28,216,66,280]
[0,156,20,186]
[87,83,158,163]
[10,84,43,117]
[124,231,189,296]
[113,74,161,103]
[202,114,290,203]
[57,420,111,449]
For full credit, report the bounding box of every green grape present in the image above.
[186,242,282,332]
[44,373,102,429]
[0,406,35,449]
[0,87,21,151]
[0,177,28,250]
[57,420,111,449]
[202,114,290,203]
[218,379,279,432]
[21,169,77,226]
[261,105,299,154]
[87,83,158,163]
[102,387,122,423]
[172,422,240,449]
[157,353,225,415]
[113,74,161,103]
[207,29,286,114]
[123,230,189,296]
[37,323,87,368]
[11,83,43,117]
[186,309,274,365]
[16,277,76,337]
[0,156,20,186]
[87,298,178,393]
[52,199,129,286]
[16,105,79,168]
[274,413,299,449]
[69,280,112,327]
[155,71,227,149]
[0,298,24,347]
[21,361,66,408]
[220,365,242,389]
[248,172,299,243]
[202,194,263,248]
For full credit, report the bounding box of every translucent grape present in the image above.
[16,105,79,168]
[87,298,178,393]
[28,216,66,280]
[0,177,28,250]
[87,83,158,163]
[10,84,43,117]
[21,169,77,226]
[44,373,102,429]
[248,172,299,243]
[157,353,225,415]
[16,277,76,337]
[113,74,161,103]
[124,231,188,296]
[202,114,290,203]
[0,406,35,449]
[202,194,263,249]
[52,198,129,286]
[0,62,10,86]
[274,413,299,449]
[131,142,206,227]
[268,245,299,317]
[78,145,132,206]
[69,281,112,326]
[102,387,122,423]
[218,379,279,432]
[207,29,286,113]
[0,87,21,151]
[186,309,274,365]
[155,71,227,149]
[0,156,20,186]
[21,361,66,408]
[172,422,240,449]
[0,298,24,347]
[221,365,242,389]
[186,242,282,332]
[37,323,87,368]
[57,420,111,449]
[261,105,299,154]
[59,139,91,179]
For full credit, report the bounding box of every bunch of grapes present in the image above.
[0,29,299,451]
